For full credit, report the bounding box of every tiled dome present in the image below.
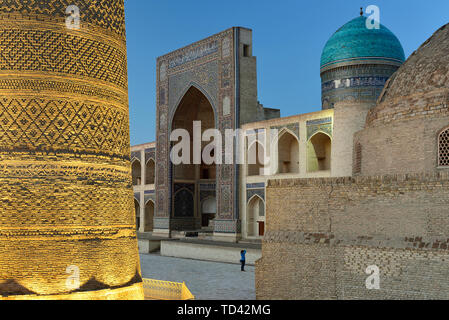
[320,16,405,70]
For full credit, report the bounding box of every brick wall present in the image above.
[256,173,449,299]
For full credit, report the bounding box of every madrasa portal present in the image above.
[131,11,449,255]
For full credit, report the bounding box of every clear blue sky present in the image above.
[125,0,449,145]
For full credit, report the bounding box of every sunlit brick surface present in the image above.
[0,0,143,299]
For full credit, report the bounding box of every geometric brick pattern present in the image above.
[1,0,126,37]
[0,29,128,89]
[0,98,130,158]
[0,0,143,299]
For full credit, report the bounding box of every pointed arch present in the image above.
[171,85,217,181]
[307,131,332,172]
[145,158,155,185]
[131,158,141,185]
[247,193,264,205]
[144,200,154,232]
[169,82,217,129]
[276,129,299,174]
[246,194,265,237]
[169,84,217,227]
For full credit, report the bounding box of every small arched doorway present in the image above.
[144,200,154,232]
[132,159,141,186]
[246,195,265,237]
[145,159,155,185]
[201,197,216,228]
[277,131,299,174]
[134,198,140,230]
[307,132,332,172]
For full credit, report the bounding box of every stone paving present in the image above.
[140,254,255,300]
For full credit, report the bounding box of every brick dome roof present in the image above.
[367,23,449,127]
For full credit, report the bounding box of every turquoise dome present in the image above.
[320,16,405,69]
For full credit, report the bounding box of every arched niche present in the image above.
[132,159,141,186]
[246,195,265,237]
[144,200,154,232]
[145,159,155,185]
[307,132,332,172]
[277,130,299,174]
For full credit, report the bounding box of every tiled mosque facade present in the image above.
[133,14,411,242]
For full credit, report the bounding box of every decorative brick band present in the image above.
[264,231,449,251]
[267,171,449,188]
[366,89,449,127]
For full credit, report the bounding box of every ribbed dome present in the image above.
[320,16,405,69]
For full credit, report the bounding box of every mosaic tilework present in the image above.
[247,182,265,202]
[156,28,238,233]
[270,123,299,140]
[214,219,241,234]
[144,194,155,205]
[320,16,404,109]
[247,189,265,202]
[145,148,155,163]
[307,117,333,140]
[0,0,143,299]
[320,16,405,69]
[154,217,170,230]
[320,64,399,109]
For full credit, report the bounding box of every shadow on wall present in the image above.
[307,132,332,172]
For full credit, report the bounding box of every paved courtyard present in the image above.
[140,254,255,300]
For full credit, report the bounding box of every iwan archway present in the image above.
[170,85,217,231]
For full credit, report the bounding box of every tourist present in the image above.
[240,250,247,272]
